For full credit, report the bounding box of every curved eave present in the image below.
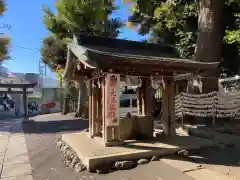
[86,48,219,72]
[63,44,96,79]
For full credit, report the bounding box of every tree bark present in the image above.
[195,0,224,93]
[59,78,63,112]
[62,80,70,115]
[75,76,87,117]
[62,93,70,115]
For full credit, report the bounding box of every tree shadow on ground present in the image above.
[122,140,240,167]
[163,144,240,168]
[119,129,240,168]
[22,119,88,134]
[0,115,88,134]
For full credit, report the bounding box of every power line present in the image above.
[14,45,40,52]
[0,24,11,30]
[10,45,48,88]
[11,45,224,81]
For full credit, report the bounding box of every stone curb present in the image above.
[55,134,204,174]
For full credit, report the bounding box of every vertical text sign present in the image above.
[105,73,120,126]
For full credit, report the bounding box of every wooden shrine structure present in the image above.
[0,83,36,117]
[63,34,219,146]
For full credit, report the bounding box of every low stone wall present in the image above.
[119,118,134,140]
[137,116,154,139]
[55,132,163,174]
[55,137,86,172]
[56,127,232,174]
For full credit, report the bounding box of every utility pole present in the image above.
[38,59,47,89]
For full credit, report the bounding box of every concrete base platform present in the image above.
[62,131,216,171]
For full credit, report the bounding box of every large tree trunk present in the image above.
[75,76,87,117]
[59,78,64,113]
[62,80,70,115]
[195,0,224,93]
[62,93,70,115]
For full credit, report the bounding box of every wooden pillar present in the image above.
[95,80,102,136]
[144,78,153,116]
[140,78,145,116]
[23,88,28,117]
[101,76,106,140]
[103,74,112,143]
[141,77,152,116]
[104,74,113,143]
[162,77,176,136]
[91,81,97,137]
[88,79,93,137]
[137,87,142,116]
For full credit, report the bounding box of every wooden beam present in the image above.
[97,60,209,74]
[100,65,181,75]
[91,53,218,71]
[74,70,93,77]
[72,61,204,79]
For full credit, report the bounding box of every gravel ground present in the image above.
[172,124,240,179]
[22,114,195,180]
[187,138,240,179]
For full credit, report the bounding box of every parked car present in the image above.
[119,94,138,118]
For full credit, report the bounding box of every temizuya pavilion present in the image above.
[63,34,219,146]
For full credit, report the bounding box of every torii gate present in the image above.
[0,83,36,117]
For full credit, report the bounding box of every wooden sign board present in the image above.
[105,73,120,126]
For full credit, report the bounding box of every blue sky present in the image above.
[1,0,147,79]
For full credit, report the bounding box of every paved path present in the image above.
[0,119,33,180]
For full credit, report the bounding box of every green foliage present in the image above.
[128,0,198,58]
[41,0,123,71]
[41,36,67,70]
[54,0,122,37]
[0,0,6,16]
[127,0,240,75]
[225,30,240,44]
[225,13,240,44]
[42,5,70,39]
[0,36,10,63]
[0,0,10,64]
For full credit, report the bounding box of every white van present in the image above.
[119,94,138,118]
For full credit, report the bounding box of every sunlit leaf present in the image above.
[122,0,133,4]
[41,0,123,72]
[0,0,6,16]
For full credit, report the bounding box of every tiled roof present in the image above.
[63,34,219,78]
[75,34,179,58]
